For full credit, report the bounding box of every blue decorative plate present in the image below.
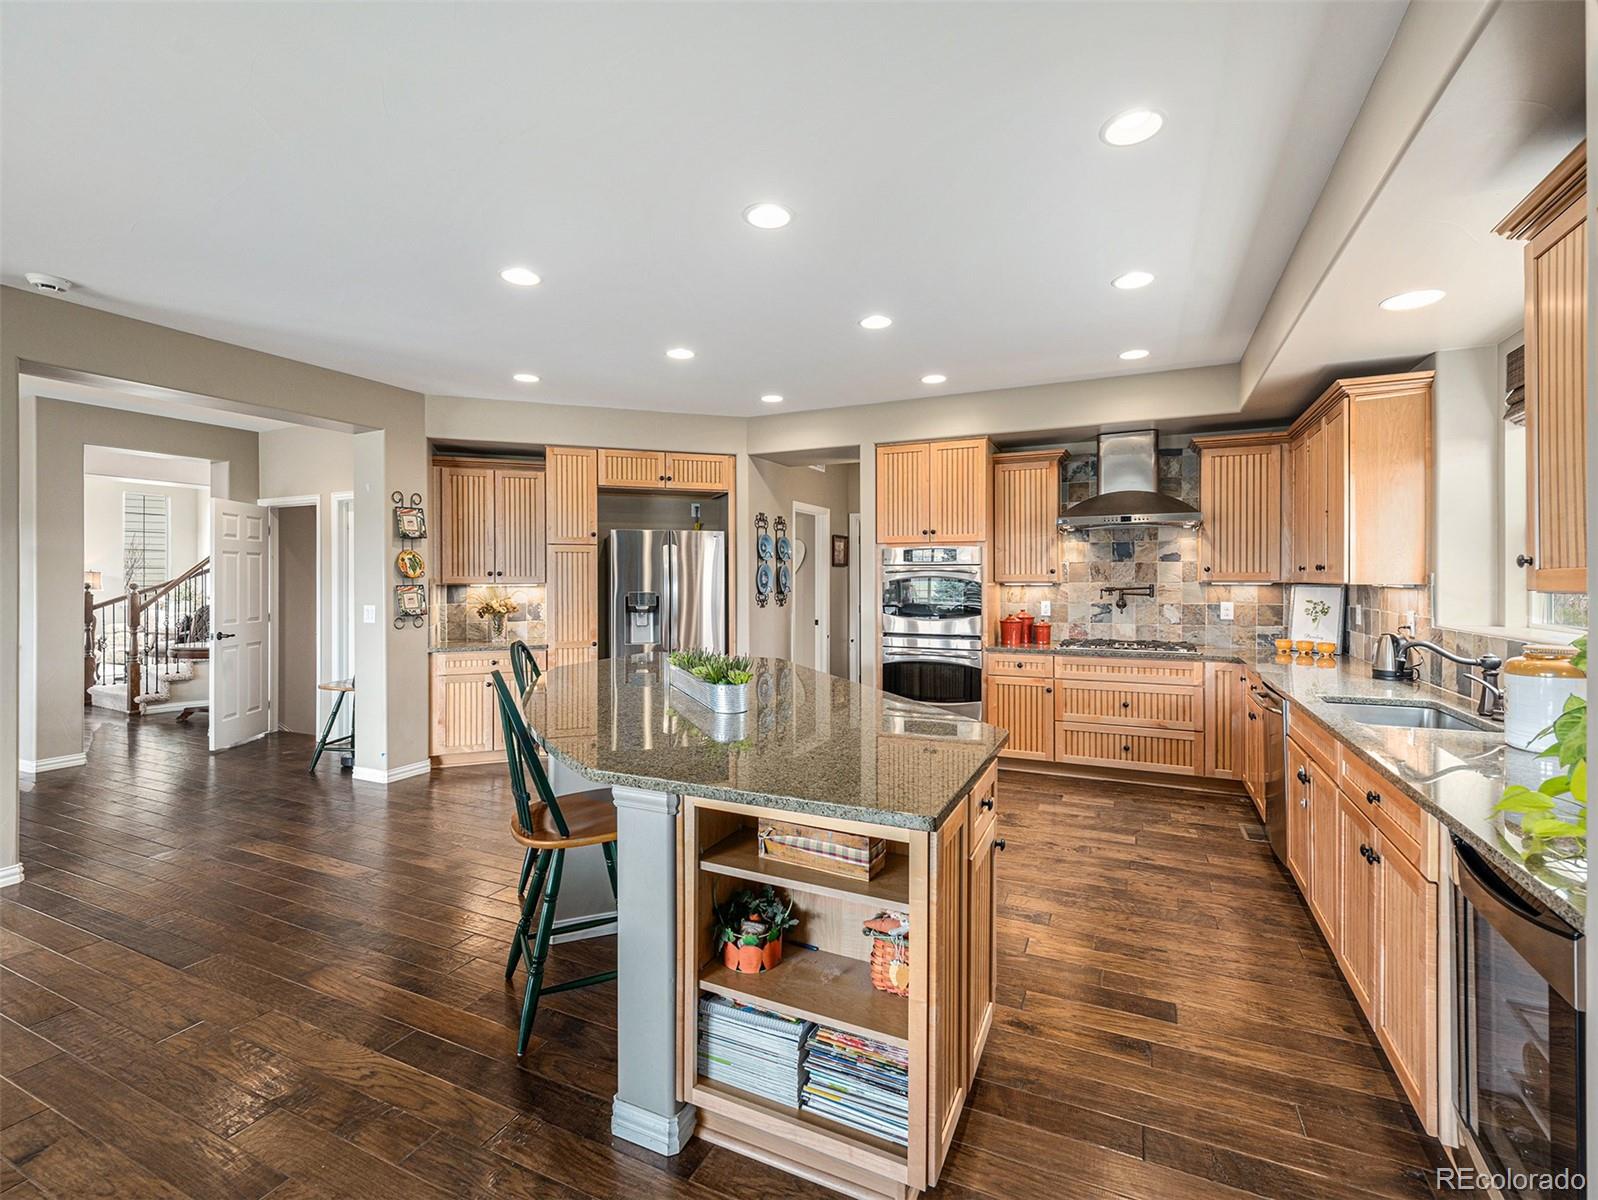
[755,562,772,596]
[775,535,792,562]
[776,564,792,594]
[756,532,773,561]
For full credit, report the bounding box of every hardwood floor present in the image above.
[1,711,1456,1198]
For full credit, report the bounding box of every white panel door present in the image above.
[210,498,270,751]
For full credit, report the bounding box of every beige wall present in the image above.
[3,285,430,878]
[20,397,259,769]
[274,504,319,733]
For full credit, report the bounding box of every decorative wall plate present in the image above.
[395,548,426,579]
[755,562,772,598]
[757,532,773,560]
[775,535,792,562]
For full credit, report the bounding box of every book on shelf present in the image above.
[799,1025,910,1145]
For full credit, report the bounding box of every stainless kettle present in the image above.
[1371,630,1409,680]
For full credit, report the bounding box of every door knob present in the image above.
[980,797,994,810]
[1517,553,1535,568]
[994,838,1007,852]
[215,632,236,640]
[1296,766,1309,784]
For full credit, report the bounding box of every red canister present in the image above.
[999,614,1024,647]
[1016,613,1034,643]
[1031,619,1052,645]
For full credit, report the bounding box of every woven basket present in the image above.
[863,912,910,997]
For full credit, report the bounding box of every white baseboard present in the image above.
[140,701,198,715]
[611,1096,696,1156]
[551,912,618,944]
[351,760,431,784]
[0,864,24,889]
[19,753,87,775]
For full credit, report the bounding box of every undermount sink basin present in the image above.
[1321,698,1496,732]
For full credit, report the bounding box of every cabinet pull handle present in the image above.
[1359,843,1371,862]
[1203,566,1211,573]
[1043,687,1052,694]
[1365,788,1381,806]
[1120,700,1130,709]
[921,529,929,536]
[1248,711,1257,721]
[1298,565,1306,572]
[929,529,936,536]
[1517,553,1535,568]
[994,838,1007,853]
[1048,567,1056,575]
[1315,563,1326,571]
[666,475,673,482]
[1370,847,1381,865]
[1121,744,1132,753]
[980,797,994,811]
[1296,766,1309,784]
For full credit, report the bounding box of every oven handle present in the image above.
[882,567,982,580]
[883,651,982,666]
[1453,835,1583,1008]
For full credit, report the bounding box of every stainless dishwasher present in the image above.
[1248,681,1289,865]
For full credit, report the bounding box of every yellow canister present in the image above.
[1504,644,1584,752]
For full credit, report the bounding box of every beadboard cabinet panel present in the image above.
[992,452,1063,583]
[546,446,599,545]
[983,675,1053,760]
[927,439,991,543]
[494,469,547,584]
[598,448,666,489]
[876,443,932,544]
[1193,439,1283,582]
[438,466,496,584]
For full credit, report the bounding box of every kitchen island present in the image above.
[521,654,1007,1199]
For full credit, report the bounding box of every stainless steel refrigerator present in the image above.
[601,529,727,657]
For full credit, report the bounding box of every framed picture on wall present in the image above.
[831,534,849,567]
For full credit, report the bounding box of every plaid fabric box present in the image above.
[757,821,888,880]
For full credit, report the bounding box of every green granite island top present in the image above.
[520,653,1008,831]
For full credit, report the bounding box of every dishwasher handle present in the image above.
[1249,686,1284,716]
[1453,835,1583,1008]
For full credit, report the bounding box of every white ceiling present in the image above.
[1,1,1404,417]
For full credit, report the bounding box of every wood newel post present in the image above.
[127,588,142,713]
[83,585,95,706]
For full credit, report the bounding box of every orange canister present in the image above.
[1032,620,1052,645]
[999,614,1025,647]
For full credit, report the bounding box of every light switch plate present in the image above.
[1219,601,1234,621]
[362,605,377,624]
[1039,601,1052,618]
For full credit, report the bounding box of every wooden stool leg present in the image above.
[506,850,551,980]
[308,690,347,774]
[517,848,536,898]
[518,849,564,1055]
[601,841,618,900]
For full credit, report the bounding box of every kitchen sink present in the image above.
[1320,698,1497,732]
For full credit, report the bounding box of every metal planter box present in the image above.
[666,662,750,714]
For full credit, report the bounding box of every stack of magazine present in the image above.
[800,1027,910,1144]
[696,994,813,1108]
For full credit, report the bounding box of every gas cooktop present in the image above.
[1055,637,1201,654]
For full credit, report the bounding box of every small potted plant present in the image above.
[666,650,754,713]
[713,884,798,974]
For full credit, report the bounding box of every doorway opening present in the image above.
[791,501,831,672]
[268,501,320,735]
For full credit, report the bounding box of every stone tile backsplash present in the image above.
[1000,447,1285,651]
[435,584,547,646]
[1345,585,1524,703]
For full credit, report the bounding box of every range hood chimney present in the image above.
[1057,430,1202,530]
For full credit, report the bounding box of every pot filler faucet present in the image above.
[1381,631,1506,720]
[1099,585,1154,611]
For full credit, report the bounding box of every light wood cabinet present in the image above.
[665,452,733,492]
[1375,830,1438,1134]
[982,673,1053,761]
[1497,142,1588,593]
[1336,791,1380,1014]
[1305,755,1340,951]
[876,438,991,544]
[1285,739,1312,891]
[437,463,545,584]
[428,648,546,765]
[1240,684,1265,817]
[1286,372,1431,586]
[991,451,1064,583]
[546,446,598,545]
[1191,435,1284,582]
[596,449,734,492]
[967,814,998,1084]
[546,543,598,661]
[597,448,665,489]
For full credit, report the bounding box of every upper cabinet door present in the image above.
[597,448,666,489]
[546,447,598,545]
[438,465,496,584]
[1195,441,1282,582]
[928,438,991,543]
[1303,419,1328,580]
[1526,200,1588,592]
[1319,404,1349,584]
[876,442,932,544]
[1288,434,1311,581]
[495,469,547,584]
[992,453,1062,583]
[664,453,733,492]
[546,543,598,651]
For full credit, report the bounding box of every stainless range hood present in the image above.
[1057,430,1202,530]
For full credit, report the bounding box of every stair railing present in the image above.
[86,555,211,711]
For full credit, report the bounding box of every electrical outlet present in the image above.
[1039,600,1052,618]
[1219,601,1234,621]
[363,605,377,624]
[1403,609,1417,632]
[1349,605,1363,631]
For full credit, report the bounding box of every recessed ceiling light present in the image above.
[1379,289,1446,312]
[1119,349,1150,361]
[761,394,784,405]
[512,373,540,384]
[666,347,696,360]
[499,266,541,287]
[1100,109,1164,147]
[744,203,792,229]
[1111,270,1155,290]
[859,314,893,330]
[921,374,947,385]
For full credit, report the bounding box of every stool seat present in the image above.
[510,788,617,849]
[318,678,355,693]
[309,678,355,773]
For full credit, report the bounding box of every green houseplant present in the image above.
[712,884,798,974]
[667,650,753,686]
[1494,636,1587,861]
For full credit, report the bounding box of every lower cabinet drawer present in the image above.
[984,653,1054,678]
[1055,722,1201,775]
[1339,747,1428,872]
[1053,682,1203,730]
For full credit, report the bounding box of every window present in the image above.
[1531,591,1588,633]
[122,491,169,588]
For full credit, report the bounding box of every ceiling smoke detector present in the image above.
[25,272,72,295]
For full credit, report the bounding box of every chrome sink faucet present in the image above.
[1394,636,1505,720]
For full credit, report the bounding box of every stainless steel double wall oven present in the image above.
[880,545,983,718]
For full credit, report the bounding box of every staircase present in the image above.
[85,557,212,718]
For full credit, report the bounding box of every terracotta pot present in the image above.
[723,936,784,973]
[999,614,1025,647]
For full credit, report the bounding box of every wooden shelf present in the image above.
[698,946,909,1048]
[691,1078,909,1166]
[699,828,910,907]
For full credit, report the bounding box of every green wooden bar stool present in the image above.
[508,640,542,896]
[308,678,355,773]
[490,670,618,1056]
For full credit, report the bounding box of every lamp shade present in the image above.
[84,570,102,590]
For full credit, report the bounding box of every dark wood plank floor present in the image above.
[1,710,1455,1198]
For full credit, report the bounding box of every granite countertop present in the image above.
[988,642,1241,661]
[1248,655,1584,930]
[430,641,548,654]
[521,653,1008,831]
